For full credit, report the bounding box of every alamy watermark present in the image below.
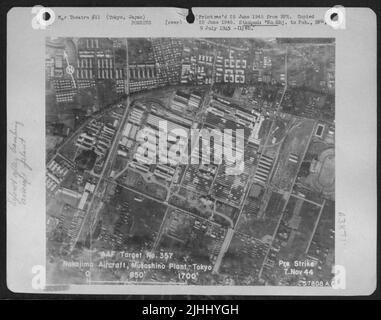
[134,121,245,175]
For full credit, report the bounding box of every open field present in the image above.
[271,119,315,191]
[237,190,286,244]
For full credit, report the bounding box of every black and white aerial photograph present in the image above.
[5,5,378,302]
[45,37,336,287]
